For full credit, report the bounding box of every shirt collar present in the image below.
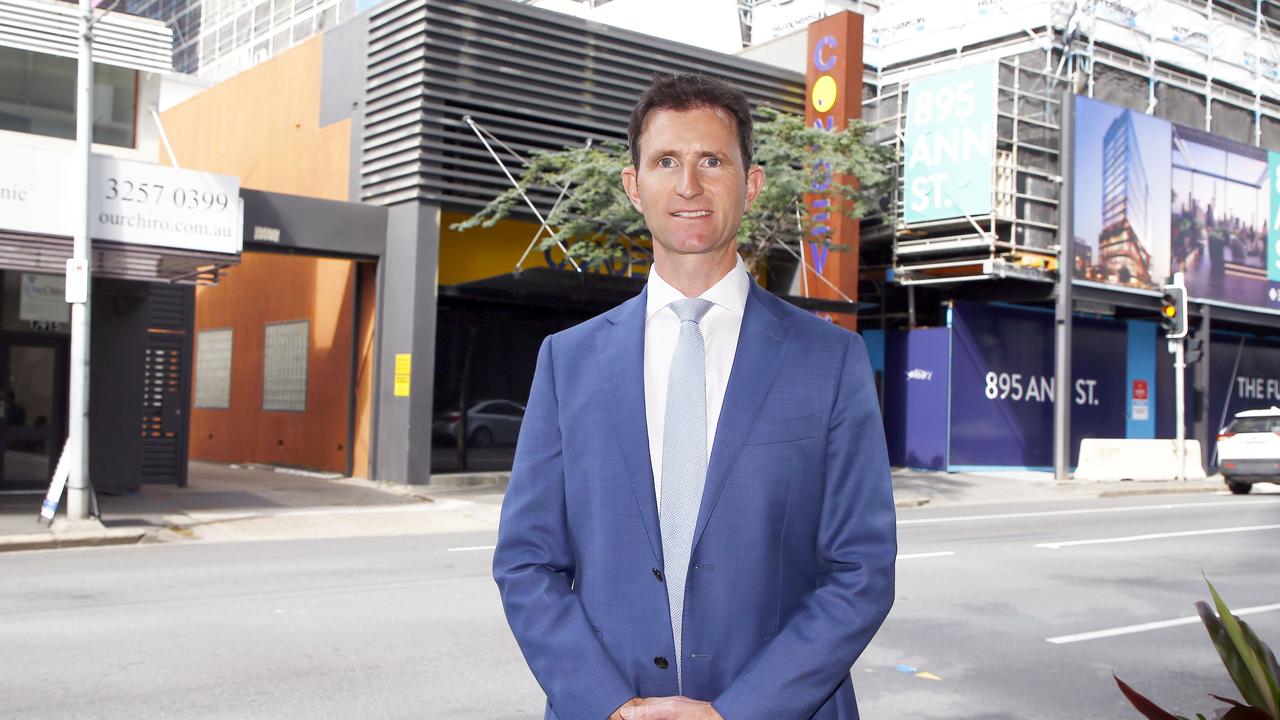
[646,254,750,320]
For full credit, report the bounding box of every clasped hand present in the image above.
[610,696,723,720]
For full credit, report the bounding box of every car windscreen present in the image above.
[1227,416,1280,433]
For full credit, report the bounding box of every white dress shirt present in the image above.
[644,254,749,505]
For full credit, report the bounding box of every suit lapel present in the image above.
[691,282,790,554]
[598,288,663,566]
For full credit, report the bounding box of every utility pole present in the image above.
[67,0,95,520]
[1053,76,1075,483]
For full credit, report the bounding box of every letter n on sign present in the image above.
[805,12,864,330]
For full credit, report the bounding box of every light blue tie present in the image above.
[659,297,714,692]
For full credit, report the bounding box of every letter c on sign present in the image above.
[814,35,837,72]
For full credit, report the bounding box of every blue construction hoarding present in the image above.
[874,302,1279,471]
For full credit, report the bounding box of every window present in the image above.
[1092,63,1147,113]
[1211,100,1254,145]
[291,16,314,43]
[316,5,336,31]
[1227,416,1280,433]
[1261,115,1280,152]
[194,329,233,409]
[1154,82,1205,130]
[0,46,137,148]
[262,321,309,412]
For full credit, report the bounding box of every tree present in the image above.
[452,106,895,278]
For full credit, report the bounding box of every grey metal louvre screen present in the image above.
[360,0,804,209]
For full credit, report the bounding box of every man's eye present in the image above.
[704,157,721,167]
[658,157,676,168]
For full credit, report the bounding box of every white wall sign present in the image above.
[750,0,828,45]
[19,273,69,323]
[0,142,242,255]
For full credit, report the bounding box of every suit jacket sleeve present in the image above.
[492,336,636,720]
[712,332,897,720]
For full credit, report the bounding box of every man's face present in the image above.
[621,106,764,263]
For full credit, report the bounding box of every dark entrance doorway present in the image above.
[0,335,67,490]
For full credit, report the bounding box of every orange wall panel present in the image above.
[164,33,365,474]
[189,252,355,473]
[352,261,377,479]
[158,36,350,201]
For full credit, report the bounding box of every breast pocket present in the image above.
[742,412,821,446]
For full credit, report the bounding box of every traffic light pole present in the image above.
[1163,271,1188,483]
[1171,335,1186,482]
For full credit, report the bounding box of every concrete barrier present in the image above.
[1074,439,1207,482]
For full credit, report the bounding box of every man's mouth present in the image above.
[671,211,712,218]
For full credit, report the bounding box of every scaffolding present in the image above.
[858,0,1280,289]
[863,46,1063,286]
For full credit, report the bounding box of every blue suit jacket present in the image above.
[493,281,897,720]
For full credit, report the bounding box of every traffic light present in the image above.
[1159,285,1187,338]
[1185,335,1204,364]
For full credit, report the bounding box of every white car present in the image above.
[1217,406,1280,495]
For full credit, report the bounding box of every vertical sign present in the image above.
[394,353,412,397]
[1269,151,1280,308]
[903,63,997,223]
[805,11,864,331]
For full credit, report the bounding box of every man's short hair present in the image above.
[627,73,754,170]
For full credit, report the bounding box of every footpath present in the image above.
[0,461,1234,553]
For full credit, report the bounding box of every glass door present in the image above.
[0,343,59,489]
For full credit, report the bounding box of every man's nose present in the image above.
[676,164,703,198]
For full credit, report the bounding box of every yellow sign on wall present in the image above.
[394,353,411,397]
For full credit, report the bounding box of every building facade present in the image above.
[0,0,233,492]
[118,0,362,79]
[159,0,804,481]
[156,0,1280,481]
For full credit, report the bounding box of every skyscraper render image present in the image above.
[1097,109,1154,287]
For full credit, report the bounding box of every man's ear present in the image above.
[744,165,766,209]
[620,166,643,213]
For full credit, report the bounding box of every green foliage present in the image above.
[451,106,894,275]
[1115,578,1280,720]
[450,140,645,272]
[739,106,894,272]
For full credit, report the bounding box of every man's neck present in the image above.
[652,249,738,298]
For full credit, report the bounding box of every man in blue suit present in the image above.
[493,73,896,720]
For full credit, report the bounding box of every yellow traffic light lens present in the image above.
[1162,305,1177,317]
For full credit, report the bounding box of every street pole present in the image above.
[1170,270,1187,483]
[1053,75,1075,483]
[1173,333,1186,482]
[67,0,95,520]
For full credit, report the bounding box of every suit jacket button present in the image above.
[652,568,664,582]
[653,656,669,669]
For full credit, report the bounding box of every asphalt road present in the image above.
[1,491,1277,720]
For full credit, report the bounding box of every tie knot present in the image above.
[669,297,714,324]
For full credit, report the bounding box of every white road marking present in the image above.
[899,499,1280,526]
[1046,603,1280,644]
[182,499,472,522]
[447,545,496,552]
[1036,524,1280,549]
[898,551,955,560]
